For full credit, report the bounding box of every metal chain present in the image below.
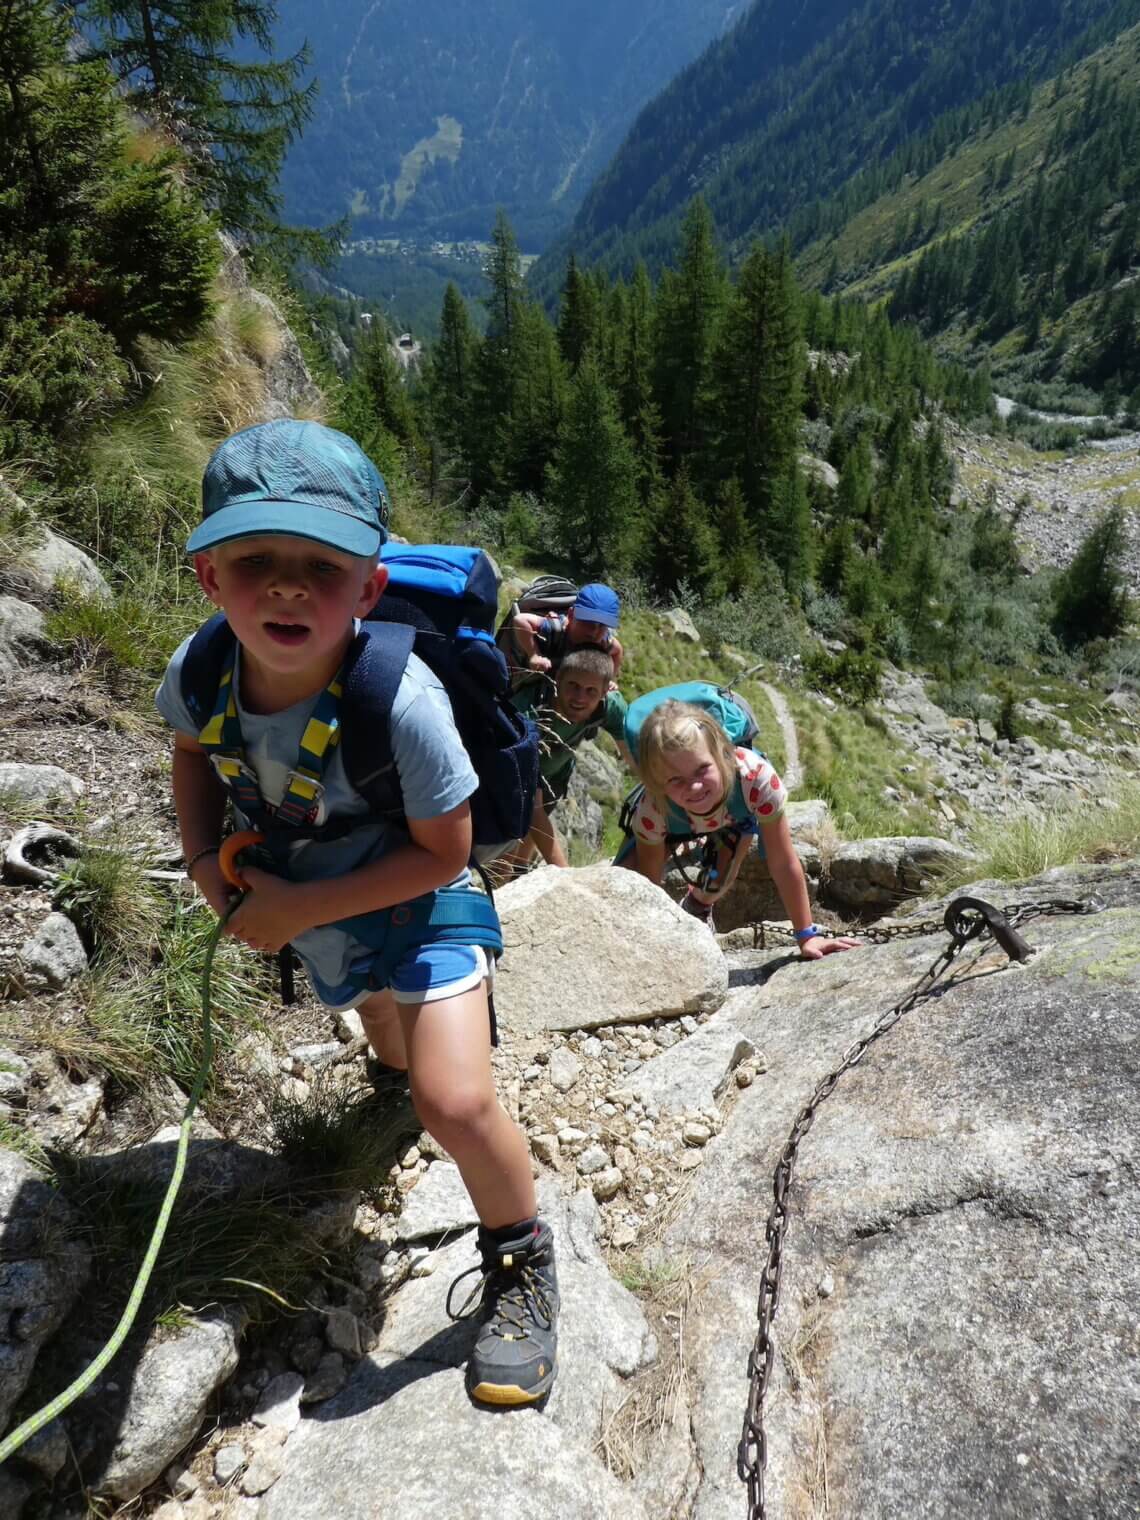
[737,893,1098,1520]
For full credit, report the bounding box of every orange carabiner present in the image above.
[218,829,266,890]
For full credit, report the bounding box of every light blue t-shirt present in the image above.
[156,628,477,994]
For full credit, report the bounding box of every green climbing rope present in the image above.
[0,895,241,1466]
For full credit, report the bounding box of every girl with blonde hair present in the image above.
[625,698,858,956]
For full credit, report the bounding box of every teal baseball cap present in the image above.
[188,419,390,556]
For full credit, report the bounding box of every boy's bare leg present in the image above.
[398,982,536,1228]
[356,988,408,1070]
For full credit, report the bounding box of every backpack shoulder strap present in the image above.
[338,621,417,815]
[180,611,236,729]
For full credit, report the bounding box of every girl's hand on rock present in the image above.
[799,934,862,960]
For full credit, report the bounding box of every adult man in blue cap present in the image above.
[508,581,624,684]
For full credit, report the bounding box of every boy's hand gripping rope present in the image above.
[0,833,262,1467]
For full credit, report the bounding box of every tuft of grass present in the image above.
[52,842,165,964]
[36,897,271,1096]
[47,1154,330,1321]
[935,781,1140,886]
[233,296,285,367]
[44,570,205,699]
[267,1072,418,1195]
[0,1112,48,1169]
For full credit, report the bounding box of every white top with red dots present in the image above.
[631,746,786,841]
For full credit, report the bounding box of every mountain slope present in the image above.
[272,0,739,246]
[532,0,1140,287]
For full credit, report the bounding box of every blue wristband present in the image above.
[793,924,822,943]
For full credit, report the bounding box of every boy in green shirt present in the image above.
[509,648,632,868]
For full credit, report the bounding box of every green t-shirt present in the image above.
[516,687,628,796]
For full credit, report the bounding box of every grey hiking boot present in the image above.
[447,1220,559,1406]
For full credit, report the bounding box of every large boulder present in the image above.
[494,864,727,1034]
[23,528,112,602]
[261,1185,656,1520]
[664,865,1140,1518]
[824,836,978,912]
[86,1308,246,1500]
[0,597,46,675]
[0,1151,90,1434]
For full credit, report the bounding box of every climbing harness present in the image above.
[0,834,257,1466]
[737,893,1099,1520]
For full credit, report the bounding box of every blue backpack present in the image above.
[179,544,539,858]
[623,680,760,761]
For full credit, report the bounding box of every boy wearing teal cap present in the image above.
[157,419,559,1408]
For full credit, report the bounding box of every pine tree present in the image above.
[653,198,725,469]
[1052,507,1131,647]
[708,241,805,537]
[508,302,566,497]
[546,358,639,575]
[74,0,315,237]
[620,262,665,516]
[469,211,526,499]
[715,478,760,595]
[427,282,475,458]
[338,323,419,473]
[556,253,596,376]
[651,465,718,598]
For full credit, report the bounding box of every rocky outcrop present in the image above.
[0,598,46,676]
[261,1184,657,1520]
[0,1152,91,1433]
[494,864,728,1034]
[667,864,1140,1518]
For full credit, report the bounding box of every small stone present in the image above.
[591,1167,623,1201]
[611,1224,637,1248]
[580,1036,603,1059]
[653,1026,680,1049]
[678,1151,704,1171]
[410,1255,435,1278]
[334,1008,364,1041]
[818,1272,835,1299]
[166,1462,201,1498]
[214,1444,247,1484]
[680,1015,699,1035]
[557,1126,587,1146]
[523,1064,543,1082]
[638,1041,657,1059]
[399,1145,421,1169]
[301,1352,347,1405]
[289,1334,325,1374]
[324,1307,364,1358]
[253,1371,305,1432]
[643,1191,659,1209]
[682,1122,712,1147]
[613,1145,634,1173]
[241,1446,286,1496]
[531,1134,561,1167]
[735,1066,755,1089]
[576,1144,610,1176]
[549,1049,582,1093]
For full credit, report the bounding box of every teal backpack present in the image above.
[623,681,760,760]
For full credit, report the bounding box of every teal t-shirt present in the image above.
[516,687,628,795]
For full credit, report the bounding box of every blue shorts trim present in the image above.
[307,943,492,1011]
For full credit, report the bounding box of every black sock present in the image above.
[484,1216,538,1244]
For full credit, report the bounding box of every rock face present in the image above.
[0,1151,91,1433]
[494,864,728,1034]
[261,1185,656,1520]
[824,836,978,911]
[668,865,1140,1519]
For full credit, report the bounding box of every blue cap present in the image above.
[188,420,390,557]
[573,583,621,628]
